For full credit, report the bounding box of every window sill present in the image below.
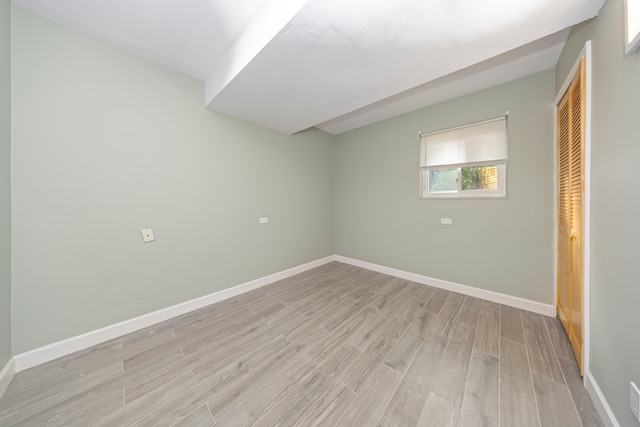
[420,194,508,200]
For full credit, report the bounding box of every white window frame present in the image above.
[419,116,508,199]
[625,0,640,55]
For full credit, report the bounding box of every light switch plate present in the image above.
[441,218,453,225]
[259,217,269,224]
[141,228,155,243]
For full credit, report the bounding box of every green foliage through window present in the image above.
[461,166,498,190]
[427,165,499,193]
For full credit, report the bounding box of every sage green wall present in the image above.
[11,7,334,353]
[0,0,11,367]
[556,0,640,425]
[334,70,555,304]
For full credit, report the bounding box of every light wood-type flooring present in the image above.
[0,262,604,426]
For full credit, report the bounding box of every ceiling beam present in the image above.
[316,29,571,135]
[204,0,310,108]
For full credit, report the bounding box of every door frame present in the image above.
[553,40,592,378]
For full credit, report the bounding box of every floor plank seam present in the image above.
[522,320,544,427]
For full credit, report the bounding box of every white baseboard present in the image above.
[0,358,15,398]
[12,254,557,373]
[585,370,619,427]
[13,256,335,372]
[4,255,617,425]
[335,255,556,317]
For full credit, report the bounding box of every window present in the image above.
[420,116,507,198]
[625,0,640,55]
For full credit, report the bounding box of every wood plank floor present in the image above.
[0,262,604,426]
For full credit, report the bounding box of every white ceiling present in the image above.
[12,0,605,135]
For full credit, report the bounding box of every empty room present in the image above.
[0,0,639,425]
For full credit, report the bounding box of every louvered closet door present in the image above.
[557,57,585,375]
[557,91,571,336]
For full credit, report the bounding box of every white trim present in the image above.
[0,358,15,398]
[11,252,562,373]
[553,41,592,376]
[585,370,620,427]
[335,255,556,317]
[554,52,583,106]
[552,82,559,320]
[13,256,335,372]
[583,41,593,377]
[625,0,640,55]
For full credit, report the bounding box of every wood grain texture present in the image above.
[294,381,356,427]
[347,299,404,352]
[558,356,605,427]
[2,339,122,396]
[205,338,315,422]
[15,387,123,427]
[532,372,582,427]
[0,362,124,426]
[500,305,524,343]
[171,404,214,427]
[430,292,465,338]
[522,310,565,383]
[417,392,458,427]
[431,322,476,408]
[307,306,376,363]
[377,416,399,427]
[250,344,360,427]
[213,355,319,427]
[384,310,437,375]
[0,263,603,427]
[93,372,197,426]
[336,364,402,427]
[397,285,434,321]
[458,351,499,426]
[473,301,500,358]
[385,331,448,427]
[457,296,482,327]
[499,337,539,427]
[544,315,575,361]
[423,288,450,315]
[340,317,408,392]
[138,338,311,427]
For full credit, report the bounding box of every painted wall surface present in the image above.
[0,0,11,367]
[334,70,556,304]
[556,0,640,425]
[11,7,334,353]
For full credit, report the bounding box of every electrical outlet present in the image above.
[632,382,640,423]
[141,228,155,243]
[259,217,269,224]
[441,218,452,225]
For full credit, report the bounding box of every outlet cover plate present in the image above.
[141,228,155,243]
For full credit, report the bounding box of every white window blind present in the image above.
[419,116,508,198]
[420,117,508,168]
